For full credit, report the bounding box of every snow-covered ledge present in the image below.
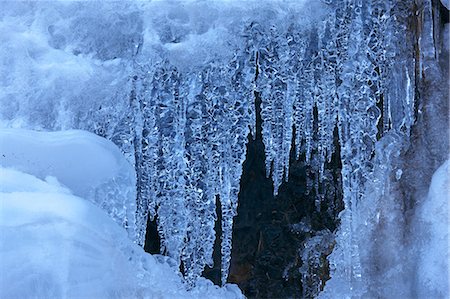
[0,129,137,237]
[0,129,243,299]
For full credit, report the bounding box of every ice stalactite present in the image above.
[320,0,416,296]
[126,48,256,283]
[257,24,293,196]
[246,0,417,295]
[71,0,417,286]
[150,64,189,271]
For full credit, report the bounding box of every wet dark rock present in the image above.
[145,92,344,298]
[227,93,344,298]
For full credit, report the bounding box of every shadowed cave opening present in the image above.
[225,92,344,298]
[144,91,344,298]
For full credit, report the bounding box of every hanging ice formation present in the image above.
[2,0,421,288]
[125,52,256,284]
[90,0,418,286]
[251,1,416,293]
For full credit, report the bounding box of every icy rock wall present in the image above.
[320,0,449,297]
[0,0,429,287]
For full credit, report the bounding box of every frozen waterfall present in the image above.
[0,0,448,297]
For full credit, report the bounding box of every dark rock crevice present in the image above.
[143,90,344,298]
[227,92,343,298]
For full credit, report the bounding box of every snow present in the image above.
[137,0,317,71]
[0,129,137,238]
[0,1,132,130]
[0,129,243,299]
[413,159,449,298]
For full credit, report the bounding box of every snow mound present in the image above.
[0,129,136,237]
[0,127,244,298]
[414,159,449,298]
[0,167,242,299]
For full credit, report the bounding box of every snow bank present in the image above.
[0,167,242,299]
[0,128,243,298]
[414,159,449,298]
[0,129,137,237]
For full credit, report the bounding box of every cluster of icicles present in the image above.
[92,0,416,287]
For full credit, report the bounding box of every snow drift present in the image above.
[414,160,449,298]
[0,129,243,299]
[0,128,137,237]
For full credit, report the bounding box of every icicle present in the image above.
[320,0,416,296]
[133,71,155,246]
[257,24,293,195]
[3,0,422,291]
[221,47,257,283]
[181,70,217,283]
[151,63,188,269]
[300,27,319,166]
[290,26,310,161]
[316,12,338,178]
[82,0,416,288]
